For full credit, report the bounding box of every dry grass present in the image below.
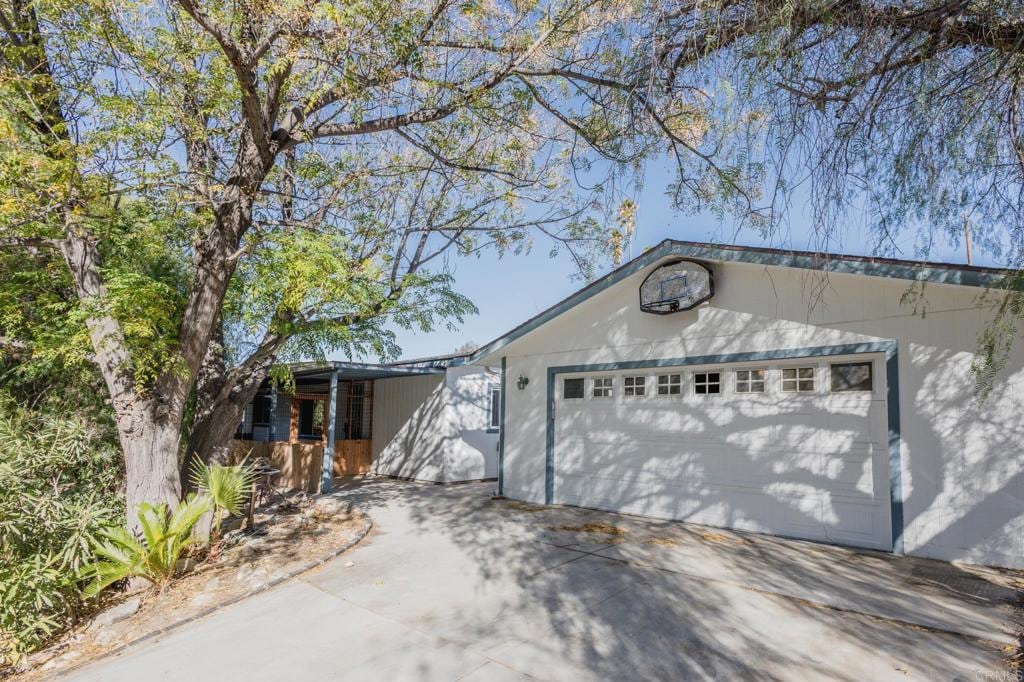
[699,531,749,546]
[546,522,626,536]
[503,501,546,513]
[644,536,680,547]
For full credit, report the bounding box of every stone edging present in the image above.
[51,511,374,679]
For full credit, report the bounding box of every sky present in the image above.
[339,159,1002,363]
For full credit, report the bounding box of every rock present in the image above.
[93,629,125,647]
[237,565,268,591]
[123,578,151,595]
[87,597,141,631]
[222,528,244,544]
[344,561,355,568]
[238,538,266,558]
[21,648,58,671]
[41,650,80,671]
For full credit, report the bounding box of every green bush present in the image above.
[0,397,122,665]
[189,458,254,540]
[83,495,212,597]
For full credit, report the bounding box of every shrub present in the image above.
[189,458,254,539]
[0,398,122,665]
[83,495,213,597]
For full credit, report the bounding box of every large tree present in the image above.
[0,0,749,519]
[645,0,1024,385]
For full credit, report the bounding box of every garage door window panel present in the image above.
[563,378,585,399]
[782,367,815,393]
[735,369,766,393]
[593,377,614,398]
[693,372,721,395]
[624,376,646,397]
[657,374,682,395]
[831,362,873,392]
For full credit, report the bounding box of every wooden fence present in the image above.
[229,439,372,493]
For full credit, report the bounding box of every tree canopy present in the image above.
[646,0,1024,386]
[2,0,1023,514]
[0,0,749,512]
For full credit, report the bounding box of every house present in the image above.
[233,353,500,490]
[471,240,1024,569]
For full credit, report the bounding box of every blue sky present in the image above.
[345,161,999,363]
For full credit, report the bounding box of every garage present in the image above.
[552,355,892,550]
[472,240,1024,567]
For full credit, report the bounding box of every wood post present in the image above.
[289,396,298,443]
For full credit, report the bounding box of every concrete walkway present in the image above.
[67,479,1022,681]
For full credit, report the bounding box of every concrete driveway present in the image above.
[68,479,1021,681]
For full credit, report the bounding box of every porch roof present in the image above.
[284,360,446,383]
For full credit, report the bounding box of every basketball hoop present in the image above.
[639,259,713,314]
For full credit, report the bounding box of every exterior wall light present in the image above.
[517,375,529,390]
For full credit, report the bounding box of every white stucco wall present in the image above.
[444,364,501,481]
[492,258,1024,568]
[371,366,500,483]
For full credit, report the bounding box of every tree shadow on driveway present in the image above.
[318,477,1018,681]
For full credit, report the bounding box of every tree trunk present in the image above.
[186,325,288,469]
[118,403,183,531]
[188,398,248,467]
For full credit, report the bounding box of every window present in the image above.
[657,374,681,395]
[298,399,325,439]
[693,372,721,395]
[782,367,815,393]
[624,376,646,397]
[735,369,766,393]
[252,395,272,426]
[488,385,501,430]
[345,381,373,440]
[564,378,585,399]
[593,377,613,398]
[831,362,873,392]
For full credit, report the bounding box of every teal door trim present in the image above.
[544,341,904,553]
[498,357,507,495]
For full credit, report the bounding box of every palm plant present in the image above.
[82,495,212,597]
[188,458,254,539]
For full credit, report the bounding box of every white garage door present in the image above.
[553,355,892,550]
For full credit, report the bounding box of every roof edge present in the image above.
[283,360,446,377]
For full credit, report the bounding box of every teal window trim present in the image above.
[544,341,904,554]
[486,380,501,433]
[497,357,507,495]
